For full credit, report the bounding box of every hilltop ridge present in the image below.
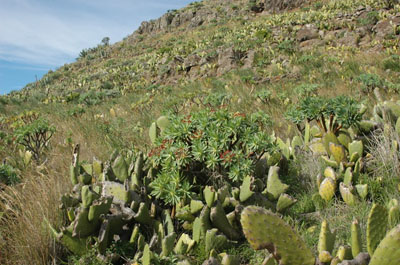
[10,0,400,100]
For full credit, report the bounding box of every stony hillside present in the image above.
[10,0,400,104]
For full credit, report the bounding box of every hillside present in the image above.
[1,0,400,264]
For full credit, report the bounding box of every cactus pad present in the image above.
[329,143,346,164]
[367,204,388,256]
[241,206,315,265]
[355,184,368,199]
[112,155,129,182]
[276,193,297,212]
[324,167,337,180]
[319,177,336,202]
[321,156,339,168]
[156,116,170,132]
[351,219,362,258]
[205,229,227,255]
[318,220,336,255]
[349,141,363,160]
[323,132,340,155]
[336,245,352,261]
[369,225,400,265]
[339,183,358,206]
[318,251,333,263]
[266,166,289,200]
[389,206,400,228]
[203,186,216,207]
[210,201,240,240]
[240,176,254,202]
[190,200,204,214]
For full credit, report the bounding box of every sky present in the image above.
[0,0,194,95]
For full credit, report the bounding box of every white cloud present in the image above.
[0,0,193,67]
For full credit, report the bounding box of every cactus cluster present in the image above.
[49,142,295,264]
[241,203,400,265]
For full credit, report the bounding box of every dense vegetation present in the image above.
[1,0,400,264]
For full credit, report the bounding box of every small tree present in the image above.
[101,37,110,46]
[13,117,55,162]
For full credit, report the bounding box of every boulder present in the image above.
[296,24,319,42]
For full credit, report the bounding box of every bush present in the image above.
[149,108,275,205]
[285,96,362,133]
[294,84,319,98]
[13,117,55,161]
[254,89,272,103]
[0,163,19,185]
[383,55,400,72]
[356,73,384,93]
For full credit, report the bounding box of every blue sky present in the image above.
[0,0,194,95]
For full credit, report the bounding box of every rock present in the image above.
[296,24,319,42]
[159,13,175,30]
[337,31,360,47]
[299,39,323,50]
[184,54,201,72]
[263,0,306,12]
[337,252,370,265]
[243,50,256,69]
[217,47,237,76]
[359,34,372,47]
[373,16,400,40]
[190,16,205,28]
[202,257,221,265]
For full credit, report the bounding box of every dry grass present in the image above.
[0,147,71,265]
[367,127,400,180]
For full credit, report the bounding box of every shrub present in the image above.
[294,84,319,98]
[13,117,55,162]
[383,55,400,72]
[0,163,19,186]
[149,108,275,205]
[285,96,363,134]
[254,88,272,103]
[277,39,296,55]
[356,73,384,93]
[358,11,379,26]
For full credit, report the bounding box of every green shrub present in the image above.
[0,163,19,185]
[149,108,275,205]
[383,55,400,72]
[358,11,379,26]
[294,84,319,98]
[356,73,384,93]
[285,96,362,133]
[255,88,272,103]
[277,39,296,55]
[13,117,55,161]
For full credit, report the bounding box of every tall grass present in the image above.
[0,149,71,264]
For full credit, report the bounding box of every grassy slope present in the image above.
[1,0,400,264]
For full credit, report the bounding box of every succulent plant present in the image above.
[241,204,400,265]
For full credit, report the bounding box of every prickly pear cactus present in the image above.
[329,143,346,164]
[319,177,336,202]
[367,204,388,256]
[318,220,336,259]
[241,206,315,265]
[369,225,400,265]
[351,219,362,258]
[266,166,289,200]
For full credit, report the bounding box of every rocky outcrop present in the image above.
[373,16,400,40]
[137,0,309,36]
